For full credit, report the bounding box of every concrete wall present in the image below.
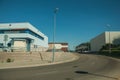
[0,52,77,63]
[105,31,120,44]
[90,31,120,52]
[90,32,106,51]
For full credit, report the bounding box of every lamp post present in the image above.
[52,8,59,62]
[106,24,111,54]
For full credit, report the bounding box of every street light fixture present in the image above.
[52,8,59,62]
[106,24,111,54]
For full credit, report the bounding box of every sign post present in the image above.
[4,35,8,47]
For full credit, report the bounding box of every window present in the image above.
[0,29,44,40]
[0,43,3,48]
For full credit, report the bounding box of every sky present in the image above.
[0,0,120,50]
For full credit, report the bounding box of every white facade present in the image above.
[48,43,68,52]
[0,22,48,52]
[90,31,120,51]
[54,44,68,49]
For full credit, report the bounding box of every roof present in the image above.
[0,22,47,38]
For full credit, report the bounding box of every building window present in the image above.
[7,43,11,47]
[0,29,44,40]
[0,43,3,48]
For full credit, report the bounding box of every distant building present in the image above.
[0,22,48,52]
[48,42,68,52]
[90,31,120,52]
[75,42,90,53]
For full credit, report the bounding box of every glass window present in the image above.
[0,29,44,40]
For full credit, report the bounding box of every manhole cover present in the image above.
[75,71,89,74]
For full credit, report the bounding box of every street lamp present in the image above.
[106,24,111,54]
[52,8,59,62]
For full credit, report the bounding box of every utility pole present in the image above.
[52,8,59,62]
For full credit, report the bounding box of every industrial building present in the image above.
[90,31,120,52]
[48,42,68,52]
[0,22,48,52]
[75,42,90,53]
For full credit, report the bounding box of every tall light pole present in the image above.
[52,8,59,62]
[106,24,111,54]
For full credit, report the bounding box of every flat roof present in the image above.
[0,22,47,38]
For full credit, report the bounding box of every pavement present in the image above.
[0,52,79,69]
[0,54,120,80]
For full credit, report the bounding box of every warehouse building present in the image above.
[0,22,48,52]
[90,31,120,52]
[48,42,68,52]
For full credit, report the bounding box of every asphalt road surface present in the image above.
[0,54,120,80]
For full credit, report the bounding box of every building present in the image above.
[75,42,90,53]
[48,42,68,52]
[90,31,120,52]
[0,22,48,52]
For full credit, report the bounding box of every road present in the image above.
[0,54,120,80]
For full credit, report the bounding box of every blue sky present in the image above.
[0,0,120,50]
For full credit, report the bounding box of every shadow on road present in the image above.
[75,71,119,80]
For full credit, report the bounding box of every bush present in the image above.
[6,58,14,63]
[99,50,120,58]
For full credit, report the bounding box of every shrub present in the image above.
[6,58,14,63]
[99,50,120,58]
